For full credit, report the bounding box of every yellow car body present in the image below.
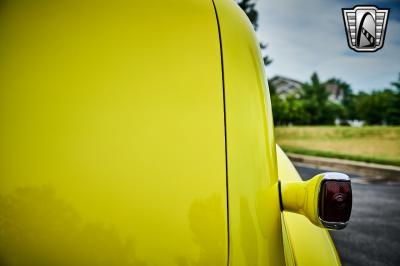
[0,0,340,265]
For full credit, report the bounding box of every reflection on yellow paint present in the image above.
[0,187,146,266]
[175,194,227,266]
[0,0,228,264]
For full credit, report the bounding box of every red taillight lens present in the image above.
[319,180,352,223]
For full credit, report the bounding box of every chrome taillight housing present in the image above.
[318,173,352,229]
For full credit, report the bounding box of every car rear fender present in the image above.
[276,145,341,266]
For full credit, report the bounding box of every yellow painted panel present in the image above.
[213,0,285,265]
[276,146,341,266]
[0,1,228,265]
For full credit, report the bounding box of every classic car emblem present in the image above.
[342,6,389,52]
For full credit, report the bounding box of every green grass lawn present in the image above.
[275,126,400,166]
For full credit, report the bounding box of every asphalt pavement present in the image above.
[295,165,400,266]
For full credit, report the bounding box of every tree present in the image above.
[354,89,397,125]
[326,78,356,120]
[388,73,400,125]
[350,74,400,125]
[301,73,332,124]
[391,73,400,91]
[237,0,272,66]
[271,72,400,126]
[237,0,259,29]
[285,95,310,125]
[271,95,288,125]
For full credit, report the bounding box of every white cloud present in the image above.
[256,0,400,91]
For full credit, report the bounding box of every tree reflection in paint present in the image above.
[0,186,146,266]
[175,194,227,266]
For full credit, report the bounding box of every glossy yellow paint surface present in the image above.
[0,1,228,265]
[213,1,285,265]
[1,0,344,265]
[276,146,341,266]
[281,174,325,227]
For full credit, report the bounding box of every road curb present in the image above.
[287,153,400,182]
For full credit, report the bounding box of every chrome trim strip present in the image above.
[320,219,348,230]
[322,172,350,181]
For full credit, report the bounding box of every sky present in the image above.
[256,0,400,92]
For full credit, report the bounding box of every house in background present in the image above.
[326,83,344,103]
[269,76,302,99]
[269,75,344,103]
